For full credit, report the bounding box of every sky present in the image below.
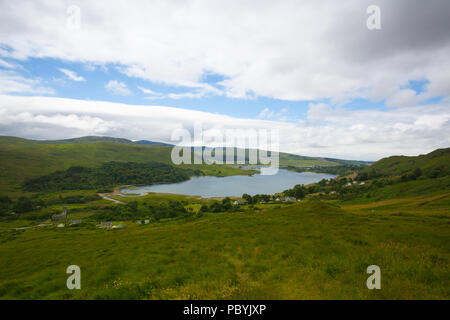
[0,0,449,160]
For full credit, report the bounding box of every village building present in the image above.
[51,206,67,222]
[99,221,112,229]
[69,219,82,226]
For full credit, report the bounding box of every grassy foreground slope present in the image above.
[0,199,448,299]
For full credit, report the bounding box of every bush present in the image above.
[13,197,35,213]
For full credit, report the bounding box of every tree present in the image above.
[0,195,12,214]
[221,197,232,210]
[242,193,253,204]
[292,185,305,199]
[356,172,369,181]
[413,168,422,179]
[13,197,35,213]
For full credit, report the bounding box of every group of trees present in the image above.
[22,161,202,192]
[241,193,279,204]
[400,168,422,182]
[283,184,306,199]
[0,193,101,216]
[199,197,238,213]
[355,168,381,181]
[356,165,448,182]
[0,195,45,215]
[288,164,364,176]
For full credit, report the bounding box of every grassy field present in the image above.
[0,194,448,300]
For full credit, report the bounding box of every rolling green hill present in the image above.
[359,148,450,178]
[0,136,175,194]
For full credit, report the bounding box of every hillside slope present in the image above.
[360,148,450,178]
[0,200,448,299]
[0,137,175,193]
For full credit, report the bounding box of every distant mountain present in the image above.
[134,140,173,147]
[321,157,374,166]
[38,136,134,144]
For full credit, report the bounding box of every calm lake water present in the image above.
[120,169,336,198]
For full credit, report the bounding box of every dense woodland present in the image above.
[22,161,202,192]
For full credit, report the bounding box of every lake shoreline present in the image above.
[119,169,336,198]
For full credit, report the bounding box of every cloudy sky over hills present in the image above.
[0,0,449,160]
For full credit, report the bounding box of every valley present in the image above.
[0,136,448,299]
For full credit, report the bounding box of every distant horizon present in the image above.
[3,133,447,163]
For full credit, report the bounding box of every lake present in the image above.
[120,169,336,198]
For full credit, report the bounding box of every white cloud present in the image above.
[0,70,54,95]
[139,84,221,100]
[0,94,448,160]
[105,80,131,96]
[0,111,113,133]
[258,108,275,119]
[0,1,449,105]
[0,58,16,69]
[257,107,290,121]
[138,86,160,96]
[58,68,85,82]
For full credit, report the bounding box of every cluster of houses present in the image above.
[345,181,366,187]
[98,220,152,229]
[51,206,131,230]
[52,206,83,227]
[136,220,150,225]
[51,194,302,231]
[233,196,299,205]
[98,221,126,229]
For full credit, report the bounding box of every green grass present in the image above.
[0,199,448,299]
[278,153,338,167]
